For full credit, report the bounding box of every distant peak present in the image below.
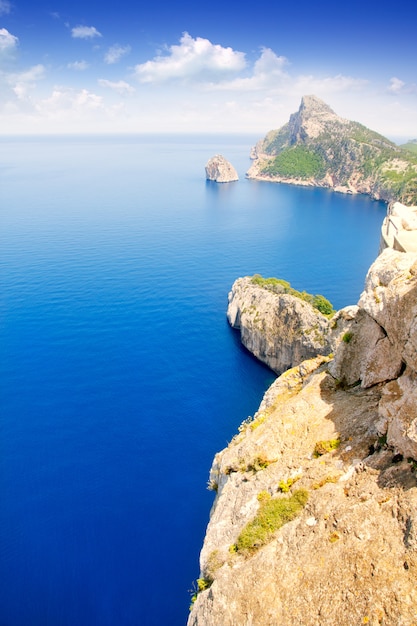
[299,95,336,116]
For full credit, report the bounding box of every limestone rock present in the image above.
[379,370,417,459]
[358,247,417,372]
[327,307,403,387]
[227,277,333,374]
[205,154,238,183]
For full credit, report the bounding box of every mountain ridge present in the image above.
[247,95,417,205]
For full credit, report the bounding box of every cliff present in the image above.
[227,275,354,374]
[380,202,417,254]
[247,95,417,205]
[188,247,417,625]
[205,154,239,183]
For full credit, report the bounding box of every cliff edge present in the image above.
[188,247,417,625]
[226,275,354,374]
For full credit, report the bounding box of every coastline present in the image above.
[188,204,417,625]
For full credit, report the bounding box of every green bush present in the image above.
[312,294,334,316]
[233,489,309,554]
[250,274,335,317]
[313,438,341,457]
[342,331,353,343]
[189,577,213,610]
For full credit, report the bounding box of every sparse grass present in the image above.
[205,550,224,579]
[238,411,270,433]
[342,331,353,343]
[223,453,275,476]
[312,475,340,489]
[246,455,272,472]
[278,476,300,493]
[231,489,309,554]
[313,438,341,457]
[189,577,213,610]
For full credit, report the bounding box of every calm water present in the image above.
[0,135,385,625]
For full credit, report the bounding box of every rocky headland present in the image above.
[227,275,355,375]
[247,95,417,206]
[205,154,239,183]
[188,233,417,624]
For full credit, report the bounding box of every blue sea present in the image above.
[0,134,385,626]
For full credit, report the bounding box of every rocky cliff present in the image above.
[205,154,239,183]
[227,275,353,374]
[247,95,417,205]
[188,247,417,626]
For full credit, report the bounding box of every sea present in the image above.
[0,134,386,626]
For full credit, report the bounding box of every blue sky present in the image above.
[0,0,416,138]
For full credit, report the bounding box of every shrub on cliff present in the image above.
[250,274,335,317]
[232,489,309,554]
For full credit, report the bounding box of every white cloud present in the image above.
[98,78,135,94]
[12,64,45,83]
[71,25,102,40]
[39,88,103,114]
[388,77,405,93]
[73,88,102,108]
[0,27,18,51]
[9,64,45,99]
[67,60,89,71]
[205,49,367,99]
[292,74,368,96]
[205,47,289,91]
[253,47,288,76]
[104,44,131,64]
[135,32,246,83]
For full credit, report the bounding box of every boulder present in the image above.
[205,154,238,183]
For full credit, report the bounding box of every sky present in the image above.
[0,0,416,139]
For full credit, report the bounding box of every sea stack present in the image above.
[205,155,239,183]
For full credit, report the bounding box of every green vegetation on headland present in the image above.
[400,140,417,154]
[260,146,326,179]
[251,274,335,317]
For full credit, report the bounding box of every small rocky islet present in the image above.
[205,154,239,183]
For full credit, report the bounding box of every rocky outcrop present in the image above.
[246,95,417,205]
[227,276,345,374]
[188,248,417,626]
[205,155,239,183]
[380,202,417,253]
[330,247,417,459]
